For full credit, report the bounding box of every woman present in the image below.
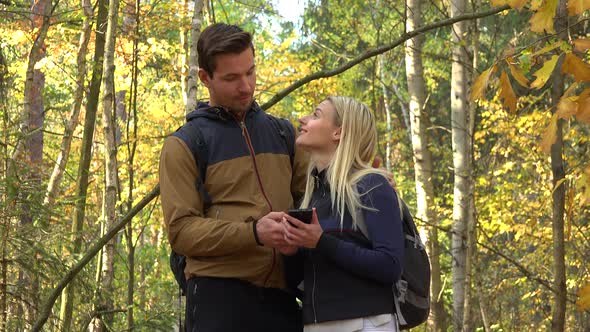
[281,96,404,332]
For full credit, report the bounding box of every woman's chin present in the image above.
[295,140,313,152]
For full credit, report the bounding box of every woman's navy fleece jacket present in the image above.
[285,169,404,324]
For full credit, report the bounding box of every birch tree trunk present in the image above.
[463,1,479,328]
[185,0,205,115]
[551,1,568,330]
[44,0,92,207]
[404,0,444,330]
[59,0,108,329]
[97,0,121,328]
[450,0,471,329]
[180,0,189,108]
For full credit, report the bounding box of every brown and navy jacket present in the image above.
[159,101,308,289]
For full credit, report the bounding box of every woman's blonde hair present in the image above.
[300,96,390,228]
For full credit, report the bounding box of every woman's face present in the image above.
[296,100,341,153]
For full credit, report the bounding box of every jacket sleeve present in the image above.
[315,174,404,284]
[291,135,309,205]
[159,136,257,257]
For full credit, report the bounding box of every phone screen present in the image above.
[288,208,313,224]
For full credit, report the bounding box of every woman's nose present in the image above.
[299,115,309,125]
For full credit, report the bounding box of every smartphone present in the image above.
[287,208,313,225]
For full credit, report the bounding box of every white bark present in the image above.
[450,0,471,329]
[185,0,205,115]
[405,0,442,330]
[97,0,120,328]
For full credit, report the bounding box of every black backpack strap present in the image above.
[169,119,211,297]
[177,119,212,211]
[268,115,295,167]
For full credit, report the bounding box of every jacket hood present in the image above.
[186,101,262,122]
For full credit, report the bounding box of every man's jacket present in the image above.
[159,102,308,289]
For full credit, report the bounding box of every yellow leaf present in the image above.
[556,96,578,120]
[562,53,590,82]
[577,282,590,311]
[530,0,557,33]
[567,0,590,15]
[530,55,559,89]
[509,0,528,9]
[540,113,558,153]
[531,0,544,10]
[531,41,562,57]
[491,0,509,5]
[573,38,590,52]
[566,187,574,239]
[506,57,530,87]
[563,82,579,97]
[582,165,590,206]
[470,64,497,101]
[499,71,518,113]
[576,88,590,124]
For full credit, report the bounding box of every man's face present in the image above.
[199,48,256,115]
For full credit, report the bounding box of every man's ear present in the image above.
[198,68,211,87]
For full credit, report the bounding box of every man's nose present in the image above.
[299,116,309,125]
[237,76,253,92]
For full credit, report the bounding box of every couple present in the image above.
[159,23,404,332]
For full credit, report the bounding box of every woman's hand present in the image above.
[281,208,323,249]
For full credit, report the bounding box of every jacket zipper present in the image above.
[238,119,276,286]
[312,259,318,323]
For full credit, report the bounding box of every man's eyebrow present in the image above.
[220,65,256,78]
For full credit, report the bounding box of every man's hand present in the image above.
[256,211,289,248]
[372,156,397,190]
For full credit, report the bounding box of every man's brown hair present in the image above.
[197,23,254,76]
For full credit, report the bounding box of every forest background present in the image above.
[1,0,589,331]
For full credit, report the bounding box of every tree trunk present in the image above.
[463,2,479,329]
[476,273,491,332]
[551,1,568,330]
[185,0,205,114]
[450,0,470,329]
[404,0,443,330]
[59,0,108,329]
[44,0,92,207]
[378,55,392,171]
[180,0,189,108]
[126,0,140,327]
[17,0,52,326]
[97,0,121,328]
[0,40,9,332]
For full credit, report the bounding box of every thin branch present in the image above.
[415,215,580,303]
[260,5,510,111]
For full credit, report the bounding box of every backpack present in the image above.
[168,111,296,296]
[357,192,431,330]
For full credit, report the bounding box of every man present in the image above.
[159,23,308,332]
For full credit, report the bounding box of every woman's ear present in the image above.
[332,127,342,142]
